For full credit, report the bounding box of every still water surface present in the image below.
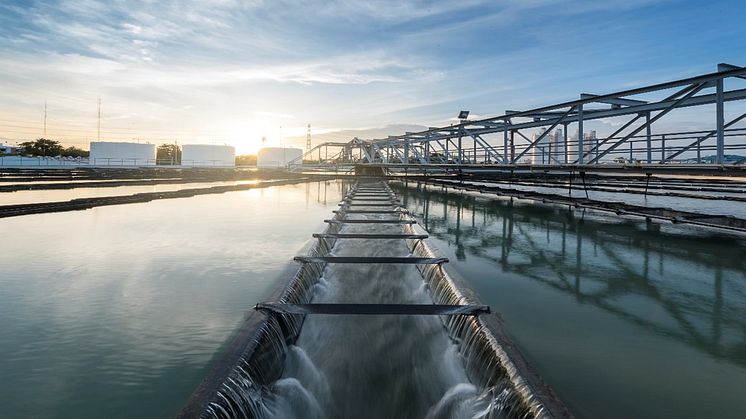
[0,181,345,418]
[394,181,746,419]
[3,178,746,418]
[0,180,259,205]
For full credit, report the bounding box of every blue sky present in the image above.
[0,0,744,153]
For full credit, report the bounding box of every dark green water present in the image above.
[394,181,746,419]
[0,181,346,419]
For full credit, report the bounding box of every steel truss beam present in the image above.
[288,64,746,169]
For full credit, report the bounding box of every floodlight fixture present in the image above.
[458,110,470,120]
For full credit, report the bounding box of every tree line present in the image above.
[12,138,89,157]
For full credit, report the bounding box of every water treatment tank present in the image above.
[181,144,236,167]
[257,147,303,168]
[89,141,156,166]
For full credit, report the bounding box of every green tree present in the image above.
[61,146,90,158]
[156,144,181,165]
[19,138,64,156]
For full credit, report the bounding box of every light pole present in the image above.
[458,110,470,164]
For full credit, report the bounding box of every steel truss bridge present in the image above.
[291,64,746,175]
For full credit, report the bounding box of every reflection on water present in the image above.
[0,181,346,419]
[394,181,746,419]
[0,180,259,205]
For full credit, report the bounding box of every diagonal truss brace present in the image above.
[587,82,708,164]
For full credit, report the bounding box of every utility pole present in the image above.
[97,97,101,142]
[306,123,311,153]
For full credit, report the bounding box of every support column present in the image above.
[510,130,515,163]
[577,102,584,164]
[716,78,725,164]
[458,133,463,163]
[563,123,569,164]
[503,128,509,165]
[646,112,652,164]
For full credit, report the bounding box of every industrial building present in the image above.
[0,144,18,155]
[181,144,235,167]
[89,141,156,166]
[257,147,303,168]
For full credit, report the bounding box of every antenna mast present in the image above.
[97,97,101,142]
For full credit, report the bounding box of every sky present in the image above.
[0,0,744,154]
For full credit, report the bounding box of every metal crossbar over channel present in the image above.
[338,203,401,207]
[324,219,416,224]
[312,233,428,239]
[294,256,447,264]
[255,302,490,316]
[333,209,409,214]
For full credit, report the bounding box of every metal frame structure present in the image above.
[290,64,746,171]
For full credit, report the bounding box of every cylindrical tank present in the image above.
[257,147,303,168]
[89,142,156,166]
[181,144,236,167]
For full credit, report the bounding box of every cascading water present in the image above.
[273,220,468,418]
[180,180,569,419]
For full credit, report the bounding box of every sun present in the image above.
[228,120,272,155]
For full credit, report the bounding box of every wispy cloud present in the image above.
[0,0,740,152]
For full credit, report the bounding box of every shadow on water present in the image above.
[392,180,746,418]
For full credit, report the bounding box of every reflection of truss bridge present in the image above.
[394,183,746,365]
[291,64,746,175]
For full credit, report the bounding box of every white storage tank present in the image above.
[89,142,156,166]
[181,144,236,167]
[257,147,303,168]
